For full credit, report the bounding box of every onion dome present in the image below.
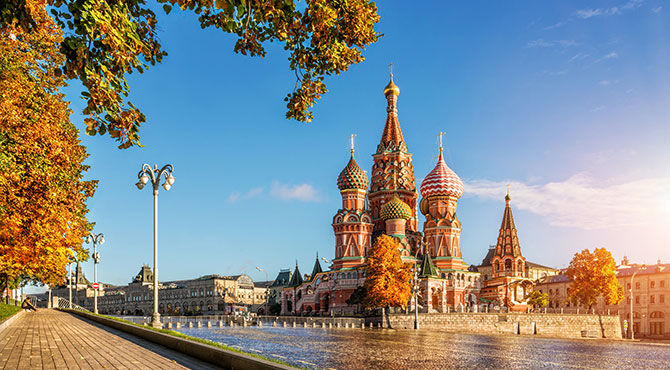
[337,154,368,191]
[420,151,464,198]
[384,74,400,96]
[419,197,429,216]
[380,193,412,220]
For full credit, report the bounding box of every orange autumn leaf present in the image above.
[0,1,95,289]
[364,235,412,309]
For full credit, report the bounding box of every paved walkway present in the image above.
[0,309,219,369]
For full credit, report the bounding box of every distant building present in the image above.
[52,265,269,316]
[535,258,670,338]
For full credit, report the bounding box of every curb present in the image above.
[0,309,25,333]
[64,310,293,369]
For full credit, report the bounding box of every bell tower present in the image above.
[419,133,465,271]
[332,136,373,270]
[368,73,419,235]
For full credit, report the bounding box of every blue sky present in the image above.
[35,1,670,290]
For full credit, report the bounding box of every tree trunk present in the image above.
[3,274,8,305]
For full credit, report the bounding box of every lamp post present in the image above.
[412,262,420,330]
[68,263,73,309]
[628,264,648,340]
[136,163,175,328]
[85,232,105,314]
[320,257,336,317]
[255,266,269,315]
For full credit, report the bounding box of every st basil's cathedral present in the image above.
[280,75,558,315]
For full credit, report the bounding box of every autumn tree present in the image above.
[0,2,94,293]
[1,0,381,148]
[566,248,624,309]
[364,235,411,318]
[527,290,549,308]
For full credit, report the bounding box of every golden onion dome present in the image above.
[384,74,400,96]
[380,193,412,220]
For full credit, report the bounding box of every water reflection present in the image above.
[175,326,670,369]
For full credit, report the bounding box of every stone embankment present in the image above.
[369,313,622,339]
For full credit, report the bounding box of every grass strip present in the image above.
[0,302,22,323]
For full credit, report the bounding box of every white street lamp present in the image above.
[137,163,175,328]
[85,232,105,314]
[629,265,645,340]
[256,266,269,315]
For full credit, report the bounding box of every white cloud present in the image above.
[652,6,662,13]
[464,173,670,230]
[568,53,590,63]
[526,39,579,48]
[576,0,643,19]
[592,51,619,65]
[590,105,605,112]
[227,187,264,203]
[270,181,321,202]
[598,79,619,86]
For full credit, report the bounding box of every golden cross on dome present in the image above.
[438,132,445,153]
[389,62,394,76]
[349,134,356,155]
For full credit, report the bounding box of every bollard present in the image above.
[283,321,287,328]
[219,321,224,328]
[207,321,212,328]
[166,323,172,329]
[312,322,316,328]
[292,321,296,328]
[328,322,332,328]
[369,322,373,328]
[197,321,203,328]
[188,322,193,328]
[607,309,610,316]
[321,322,326,328]
[229,321,234,327]
[175,322,181,329]
[544,307,547,314]
[303,322,307,328]
[361,323,365,329]
[273,321,277,327]
[560,308,563,314]
[258,321,263,327]
[336,322,341,328]
[243,321,247,327]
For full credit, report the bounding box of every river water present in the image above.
[174,326,670,369]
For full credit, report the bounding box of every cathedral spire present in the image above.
[494,191,522,260]
[379,71,406,153]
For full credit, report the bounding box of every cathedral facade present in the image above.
[281,76,557,316]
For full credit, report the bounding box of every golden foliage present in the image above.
[0,1,94,287]
[364,235,411,309]
[566,248,624,309]
[1,0,380,148]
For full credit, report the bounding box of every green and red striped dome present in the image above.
[337,155,368,191]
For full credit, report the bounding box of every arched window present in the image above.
[505,259,512,270]
[448,273,453,280]
[517,260,523,271]
[650,311,665,319]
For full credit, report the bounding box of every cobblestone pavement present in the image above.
[178,326,670,369]
[0,310,219,369]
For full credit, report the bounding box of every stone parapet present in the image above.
[366,313,623,339]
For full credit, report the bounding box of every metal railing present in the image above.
[54,296,90,312]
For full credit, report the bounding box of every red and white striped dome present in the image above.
[420,152,463,198]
